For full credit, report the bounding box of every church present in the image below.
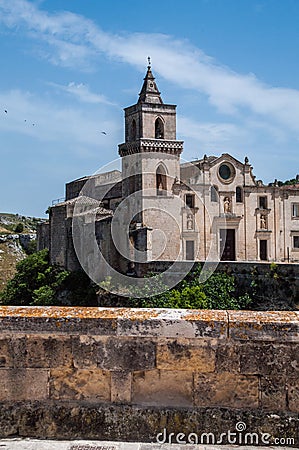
[37,62,299,276]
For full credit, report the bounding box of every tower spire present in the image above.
[138,58,163,104]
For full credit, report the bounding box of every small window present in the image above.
[155,117,164,139]
[131,119,136,141]
[259,196,267,209]
[294,236,299,249]
[292,204,299,218]
[211,185,218,202]
[236,186,243,203]
[186,240,195,260]
[185,194,195,209]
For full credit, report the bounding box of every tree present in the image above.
[0,249,98,306]
[101,268,253,310]
[14,222,24,233]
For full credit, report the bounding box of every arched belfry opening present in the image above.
[155,117,164,139]
[156,163,167,195]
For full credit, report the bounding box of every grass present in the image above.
[0,212,46,291]
[0,242,26,292]
[0,212,46,234]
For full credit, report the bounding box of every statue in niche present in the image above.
[187,214,194,230]
[224,197,231,214]
[260,215,267,229]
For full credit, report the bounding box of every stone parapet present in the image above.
[0,307,298,442]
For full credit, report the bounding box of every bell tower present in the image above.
[118,60,184,262]
[119,59,184,197]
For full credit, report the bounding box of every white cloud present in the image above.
[178,116,245,147]
[0,89,120,152]
[48,82,116,106]
[1,0,299,136]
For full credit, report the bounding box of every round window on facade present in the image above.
[218,163,235,183]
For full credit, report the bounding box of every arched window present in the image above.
[156,164,167,195]
[155,117,164,139]
[211,185,218,202]
[236,186,243,203]
[131,119,136,141]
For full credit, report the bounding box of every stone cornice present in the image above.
[0,306,297,340]
[119,139,183,157]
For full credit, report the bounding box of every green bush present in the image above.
[26,239,37,255]
[0,249,97,306]
[166,285,208,309]
[118,268,252,310]
[32,285,55,306]
[1,251,253,310]
[202,272,251,310]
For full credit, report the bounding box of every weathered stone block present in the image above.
[260,375,287,411]
[73,336,156,371]
[117,317,197,338]
[215,343,240,373]
[228,311,299,341]
[0,401,298,441]
[183,310,228,339]
[132,369,193,407]
[194,372,259,408]
[0,307,118,335]
[111,371,132,403]
[117,309,227,339]
[0,337,15,367]
[0,369,49,401]
[0,335,73,368]
[239,343,299,376]
[156,339,215,372]
[72,335,105,369]
[34,335,73,368]
[288,377,299,412]
[98,337,156,371]
[49,368,110,402]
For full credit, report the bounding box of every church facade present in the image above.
[38,64,299,272]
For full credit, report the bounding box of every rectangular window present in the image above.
[186,240,195,260]
[185,194,195,209]
[292,204,299,218]
[294,236,299,249]
[259,196,267,209]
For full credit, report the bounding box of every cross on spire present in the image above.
[138,59,163,104]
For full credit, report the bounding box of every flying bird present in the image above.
[4,110,7,114]
[101,131,107,135]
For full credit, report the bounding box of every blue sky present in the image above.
[0,0,299,217]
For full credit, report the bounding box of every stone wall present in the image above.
[135,261,299,308]
[0,307,298,444]
[36,222,50,252]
